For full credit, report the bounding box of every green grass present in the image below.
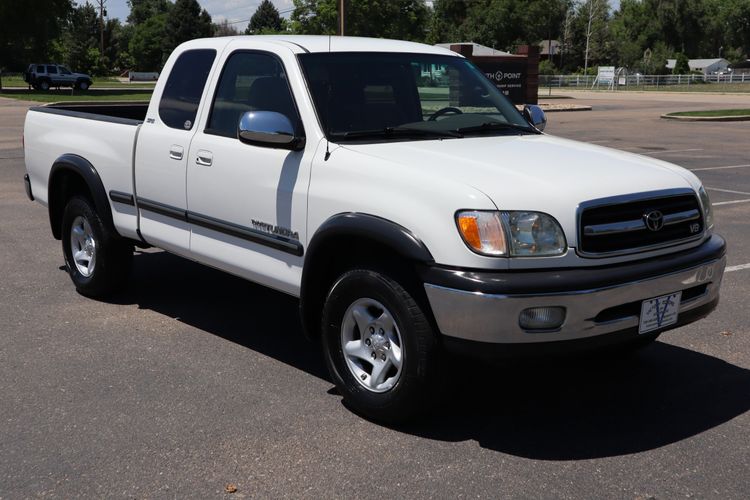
[0,75,156,89]
[666,109,750,117]
[0,91,153,103]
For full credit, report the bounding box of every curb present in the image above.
[661,114,750,122]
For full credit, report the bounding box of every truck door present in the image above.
[134,48,217,256]
[185,48,312,295]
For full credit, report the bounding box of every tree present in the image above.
[714,0,750,58]
[580,0,609,74]
[673,52,690,74]
[127,0,171,25]
[291,0,429,41]
[0,0,73,70]
[165,0,214,54]
[559,0,612,73]
[130,14,170,70]
[428,0,571,53]
[127,0,171,71]
[246,0,283,34]
[214,19,240,37]
[291,0,337,35]
[67,2,101,74]
[104,19,131,72]
[610,0,661,69]
[426,0,469,44]
[641,42,673,75]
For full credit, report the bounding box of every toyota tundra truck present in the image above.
[23,36,725,422]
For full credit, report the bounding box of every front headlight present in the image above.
[502,211,567,256]
[456,210,566,257]
[698,186,714,230]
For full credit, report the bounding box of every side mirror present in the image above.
[522,104,547,132]
[238,111,305,150]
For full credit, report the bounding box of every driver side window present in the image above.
[206,52,299,138]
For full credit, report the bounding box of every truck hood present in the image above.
[340,134,700,247]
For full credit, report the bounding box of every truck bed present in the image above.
[32,102,149,125]
[24,102,146,241]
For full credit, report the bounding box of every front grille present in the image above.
[579,191,703,255]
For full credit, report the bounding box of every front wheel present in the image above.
[321,269,439,423]
[61,196,132,297]
[77,80,90,90]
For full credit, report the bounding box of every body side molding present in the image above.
[109,190,135,206]
[134,195,303,256]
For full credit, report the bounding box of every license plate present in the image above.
[639,292,682,334]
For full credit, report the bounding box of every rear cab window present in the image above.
[159,49,217,130]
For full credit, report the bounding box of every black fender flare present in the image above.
[299,212,434,339]
[48,154,115,240]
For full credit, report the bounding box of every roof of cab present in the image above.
[184,35,463,57]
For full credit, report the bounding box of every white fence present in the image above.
[540,73,750,89]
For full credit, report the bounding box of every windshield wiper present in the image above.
[330,126,463,141]
[455,122,538,135]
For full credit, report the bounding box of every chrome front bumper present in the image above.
[424,255,725,344]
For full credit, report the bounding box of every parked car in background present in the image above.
[23,64,92,91]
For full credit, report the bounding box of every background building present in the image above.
[666,58,730,74]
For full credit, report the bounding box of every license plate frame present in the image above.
[639,291,682,334]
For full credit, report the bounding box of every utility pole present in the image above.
[338,0,345,36]
[97,0,107,66]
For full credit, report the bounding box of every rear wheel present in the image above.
[321,269,439,423]
[38,79,50,91]
[61,196,132,297]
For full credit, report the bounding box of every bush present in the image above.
[539,59,557,76]
[673,53,690,75]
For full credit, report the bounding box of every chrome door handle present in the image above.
[169,145,184,160]
[196,150,213,167]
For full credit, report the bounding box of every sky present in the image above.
[84,0,622,26]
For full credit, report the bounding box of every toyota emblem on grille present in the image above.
[644,210,664,231]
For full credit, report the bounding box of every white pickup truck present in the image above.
[24,36,725,422]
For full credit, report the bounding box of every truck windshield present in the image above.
[298,52,535,141]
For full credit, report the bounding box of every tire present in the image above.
[321,268,439,423]
[61,196,132,297]
[39,80,50,91]
[77,80,89,91]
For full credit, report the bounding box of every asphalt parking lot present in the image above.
[1,92,749,498]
